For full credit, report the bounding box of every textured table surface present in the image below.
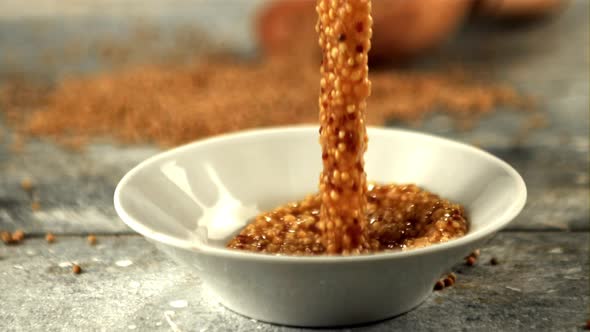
[1,233,588,331]
[0,0,589,331]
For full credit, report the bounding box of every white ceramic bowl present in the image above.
[114,126,526,327]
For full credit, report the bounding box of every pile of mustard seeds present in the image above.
[0,57,534,150]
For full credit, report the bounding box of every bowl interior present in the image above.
[115,127,526,251]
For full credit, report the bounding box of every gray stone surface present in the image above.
[0,142,156,234]
[0,232,587,331]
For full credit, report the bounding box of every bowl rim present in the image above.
[114,125,527,263]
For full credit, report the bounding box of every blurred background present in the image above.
[0,0,587,227]
[0,0,587,149]
[0,0,587,231]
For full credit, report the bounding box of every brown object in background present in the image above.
[316,0,373,254]
[370,0,471,63]
[256,0,471,64]
[475,0,570,20]
[257,0,319,60]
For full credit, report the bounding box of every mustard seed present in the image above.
[434,280,445,291]
[45,233,55,244]
[490,257,499,265]
[317,0,372,254]
[20,178,34,192]
[12,230,25,242]
[466,256,476,266]
[72,264,82,274]
[87,235,97,246]
[448,272,457,282]
[443,277,455,287]
[227,184,468,255]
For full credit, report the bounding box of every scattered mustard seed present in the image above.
[31,201,41,212]
[464,249,480,266]
[490,257,499,265]
[448,272,457,282]
[12,230,25,242]
[434,280,445,291]
[20,178,34,192]
[72,264,82,274]
[315,0,373,254]
[87,235,97,246]
[443,276,455,287]
[45,233,55,243]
